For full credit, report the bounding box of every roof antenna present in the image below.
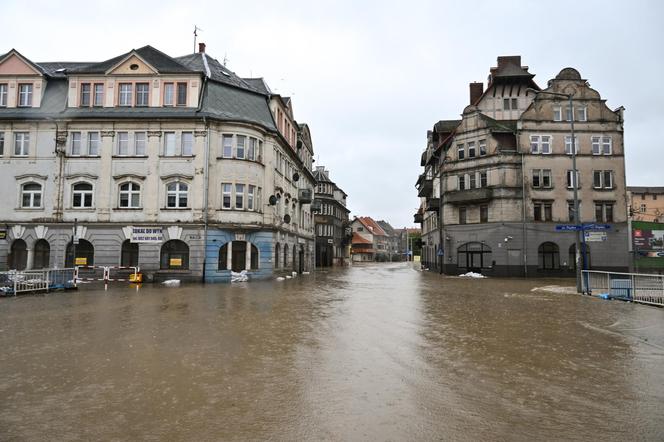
[223,52,229,67]
[193,25,203,53]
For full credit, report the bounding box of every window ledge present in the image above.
[158,155,196,159]
[113,207,143,211]
[592,188,615,192]
[162,207,192,210]
[68,155,101,159]
[112,155,148,159]
[216,157,263,165]
[68,208,96,211]
[215,209,262,213]
[16,207,44,211]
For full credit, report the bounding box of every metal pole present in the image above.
[438,155,445,274]
[72,217,77,267]
[570,95,582,293]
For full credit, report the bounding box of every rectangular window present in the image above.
[88,132,100,156]
[80,83,91,106]
[542,169,552,188]
[534,202,553,221]
[480,171,488,187]
[135,83,149,107]
[222,183,232,209]
[163,132,176,156]
[565,136,578,155]
[602,136,612,155]
[119,83,132,106]
[248,138,256,161]
[70,132,82,155]
[117,132,129,155]
[503,98,510,110]
[248,185,255,210]
[568,201,576,222]
[18,84,32,107]
[606,203,613,222]
[640,203,646,213]
[458,175,466,191]
[603,170,613,189]
[236,135,246,159]
[469,173,476,189]
[94,83,104,106]
[222,135,233,158]
[181,132,193,156]
[467,141,476,158]
[565,106,573,122]
[459,207,467,224]
[553,106,562,121]
[457,144,465,160]
[595,203,614,222]
[235,184,245,209]
[134,132,146,156]
[0,84,7,106]
[480,205,488,223]
[176,82,187,106]
[532,169,541,188]
[593,170,614,189]
[530,135,551,154]
[14,132,30,156]
[591,136,601,155]
[577,106,587,121]
[566,170,580,189]
[257,187,262,210]
[512,98,518,110]
[479,139,487,156]
[163,83,174,106]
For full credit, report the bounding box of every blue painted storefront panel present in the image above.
[204,229,275,283]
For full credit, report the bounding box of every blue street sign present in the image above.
[555,224,582,231]
[581,223,611,231]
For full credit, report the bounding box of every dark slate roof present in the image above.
[0,79,68,118]
[37,62,93,78]
[243,78,271,95]
[199,81,276,130]
[175,53,256,91]
[627,186,664,194]
[376,221,396,237]
[479,114,516,132]
[312,168,333,184]
[434,119,460,133]
[70,46,193,74]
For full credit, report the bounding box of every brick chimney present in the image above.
[469,82,483,105]
[497,55,521,69]
[198,42,206,53]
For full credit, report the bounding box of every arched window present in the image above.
[231,241,247,272]
[72,182,93,208]
[251,244,259,269]
[160,240,189,269]
[119,182,141,208]
[292,246,297,271]
[34,239,50,269]
[65,239,94,267]
[166,182,188,208]
[275,243,280,269]
[8,239,28,270]
[219,243,229,270]
[538,242,560,270]
[284,244,289,267]
[121,239,139,267]
[569,243,591,270]
[457,242,492,271]
[21,182,42,208]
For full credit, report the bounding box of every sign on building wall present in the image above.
[130,227,163,243]
[75,257,87,266]
[0,230,6,240]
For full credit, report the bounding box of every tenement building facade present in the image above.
[416,56,628,276]
[0,44,315,282]
[313,166,350,266]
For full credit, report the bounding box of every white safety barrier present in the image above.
[0,268,76,296]
[582,270,664,307]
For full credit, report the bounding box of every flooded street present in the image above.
[1,263,663,441]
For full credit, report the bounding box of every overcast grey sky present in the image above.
[4,0,662,227]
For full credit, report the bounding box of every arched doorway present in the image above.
[292,246,297,272]
[569,243,591,271]
[299,245,304,273]
[283,244,289,268]
[538,242,560,270]
[8,239,28,270]
[121,240,139,267]
[160,240,189,269]
[66,239,94,267]
[457,242,492,273]
[34,239,50,269]
[250,244,259,270]
[275,243,280,269]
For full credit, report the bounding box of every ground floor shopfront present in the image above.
[0,223,313,283]
[420,222,630,277]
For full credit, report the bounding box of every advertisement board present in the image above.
[632,221,664,270]
[130,227,163,243]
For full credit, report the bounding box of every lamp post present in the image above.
[528,88,582,292]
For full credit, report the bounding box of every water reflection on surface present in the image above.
[1,263,662,441]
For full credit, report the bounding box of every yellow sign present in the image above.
[169,258,182,267]
[75,257,87,266]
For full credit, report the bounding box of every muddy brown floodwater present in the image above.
[1,263,663,441]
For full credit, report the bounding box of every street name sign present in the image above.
[555,224,582,231]
[556,223,612,232]
[584,231,607,242]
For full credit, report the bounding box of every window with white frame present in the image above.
[480,171,488,187]
[248,138,256,161]
[166,182,188,208]
[0,83,7,106]
[553,105,562,121]
[236,135,246,159]
[530,135,551,154]
[235,184,245,209]
[94,83,104,106]
[181,132,193,156]
[468,141,476,158]
[176,83,187,106]
[117,132,130,155]
[118,83,132,106]
[18,84,32,107]
[532,169,552,189]
[80,83,91,107]
[640,203,647,213]
[21,182,42,208]
[222,135,233,158]
[135,83,149,107]
[593,170,614,189]
[248,185,255,210]
[88,132,100,156]
[72,182,93,208]
[14,132,29,156]
[566,170,580,189]
[458,175,466,190]
[163,132,176,156]
[595,202,614,222]
[134,132,146,156]
[469,173,476,189]
[576,106,587,121]
[565,135,579,155]
[503,97,518,110]
[479,139,487,156]
[565,106,573,122]
[222,183,232,209]
[163,83,174,106]
[70,132,82,155]
[591,136,612,155]
[457,143,465,160]
[119,182,141,208]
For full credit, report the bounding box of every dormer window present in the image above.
[94,83,104,106]
[80,83,91,106]
[0,84,7,107]
[177,83,187,106]
[119,83,132,106]
[18,84,32,107]
[135,83,149,107]
[163,83,174,106]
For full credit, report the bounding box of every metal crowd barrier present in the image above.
[582,270,664,307]
[0,268,76,296]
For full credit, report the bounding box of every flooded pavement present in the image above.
[1,263,663,441]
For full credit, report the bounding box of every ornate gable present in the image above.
[106,53,158,75]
